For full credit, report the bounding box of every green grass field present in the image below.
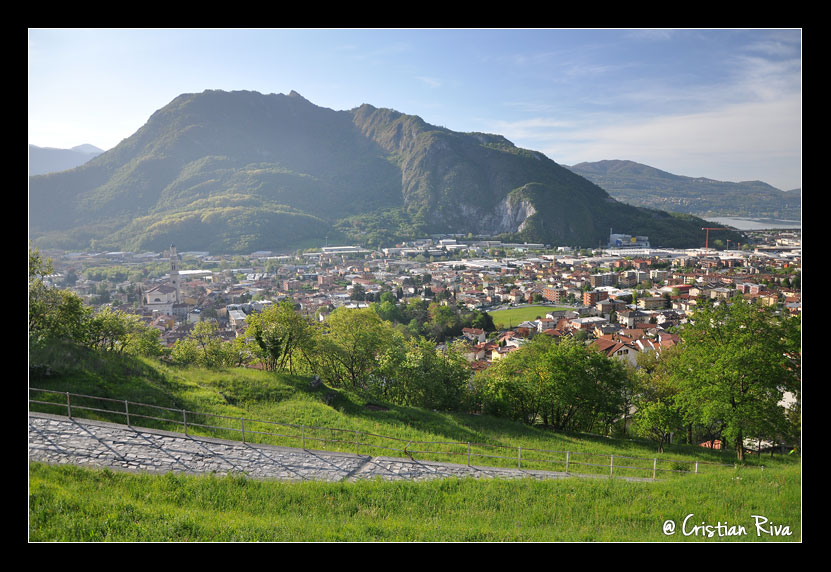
[489,305,572,329]
[28,462,801,541]
[28,342,801,541]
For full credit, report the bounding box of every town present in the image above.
[36,227,801,372]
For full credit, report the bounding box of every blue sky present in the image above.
[28,28,802,190]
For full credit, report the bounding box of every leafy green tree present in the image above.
[475,336,631,432]
[83,307,135,353]
[244,300,314,373]
[379,291,397,305]
[125,324,165,358]
[311,307,393,390]
[170,336,200,365]
[631,365,683,453]
[29,247,89,345]
[663,299,801,460]
[191,320,223,365]
[371,299,402,323]
[171,320,231,368]
[470,310,496,332]
[350,283,366,301]
[425,302,460,341]
[374,336,471,410]
[406,318,423,338]
[223,334,252,368]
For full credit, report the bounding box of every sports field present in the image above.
[489,305,572,328]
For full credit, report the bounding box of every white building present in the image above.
[608,229,651,249]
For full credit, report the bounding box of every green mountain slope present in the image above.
[29,90,734,253]
[567,160,801,220]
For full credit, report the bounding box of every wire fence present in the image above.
[29,387,759,480]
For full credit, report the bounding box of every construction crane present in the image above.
[701,227,728,251]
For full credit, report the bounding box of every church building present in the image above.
[144,244,186,317]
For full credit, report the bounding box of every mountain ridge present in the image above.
[28,144,104,176]
[29,90,740,253]
[566,159,801,220]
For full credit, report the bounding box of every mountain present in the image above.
[28,90,738,254]
[28,144,104,176]
[566,160,801,220]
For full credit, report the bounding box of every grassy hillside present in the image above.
[28,343,801,541]
[29,341,774,470]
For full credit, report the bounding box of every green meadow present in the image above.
[489,305,572,329]
[28,462,800,542]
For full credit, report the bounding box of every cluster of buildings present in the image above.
[41,228,801,369]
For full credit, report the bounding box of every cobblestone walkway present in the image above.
[29,413,582,483]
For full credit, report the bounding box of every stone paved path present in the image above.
[29,413,588,483]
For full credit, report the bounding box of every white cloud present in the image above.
[493,95,801,190]
[416,76,442,88]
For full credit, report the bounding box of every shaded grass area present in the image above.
[28,341,793,478]
[28,461,801,542]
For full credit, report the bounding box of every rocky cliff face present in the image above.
[474,195,538,235]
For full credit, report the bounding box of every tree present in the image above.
[371,299,402,323]
[244,300,314,373]
[83,307,135,352]
[190,320,228,367]
[125,323,165,358]
[171,320,232,368]
[631,358,683,452]
[470,310,496,333]
[29,247,89,345]
[311,307,392,389]
[662,300,801,460]
[374,336,471,410]
[425,302,459,341]
[475,335,632,432]
[350,283,366,301]
[29,247,165,357]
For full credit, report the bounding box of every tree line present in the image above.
[29,248,165,358]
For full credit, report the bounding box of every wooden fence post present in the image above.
[565,451,570,474]
[183,409,188,436]
[66,392,72,419]
[653,458,657,481]
[125,400,130,427]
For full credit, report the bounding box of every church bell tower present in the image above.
[169,244,181,304]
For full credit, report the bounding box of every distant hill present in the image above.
[28,90,739,254]
[29,144,104,176]
[566,160,801,220]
